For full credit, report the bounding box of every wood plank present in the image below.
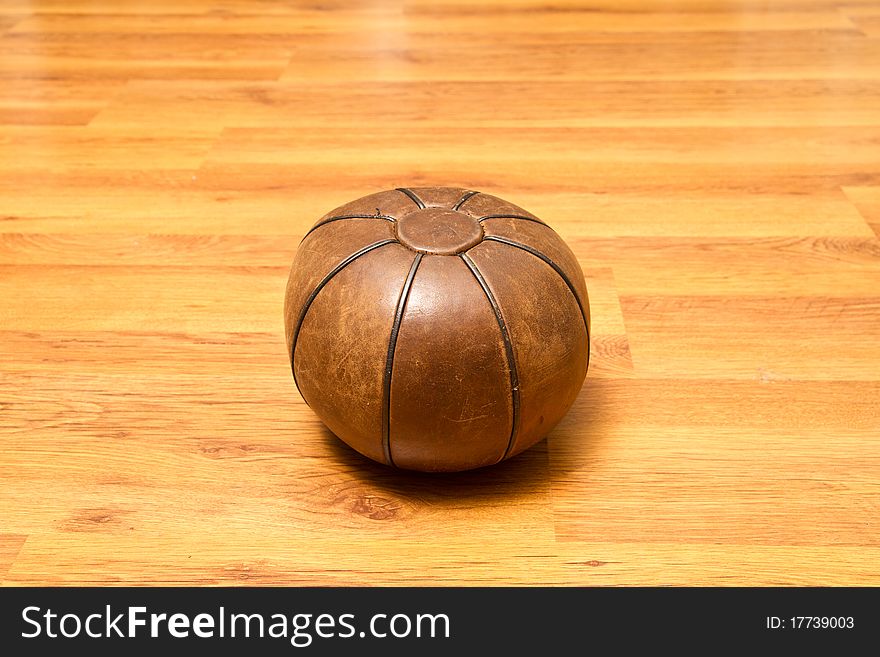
[91,79,880,130]
[621,295,880,379]
[575,237,880,296]
[554,543,880,586]
[0,127,217,169]
[276,31,880,82]
[406,0,880,10]
[0,264,285,332]
[0,170,346,235]
[0,1,395,17]
[0,27,293,81]
[0,331,288,377]
[5,532,562,585]
[7,11,855,35]
[0,80,123,126]
[522,192,873,237]
[208,126,880,168]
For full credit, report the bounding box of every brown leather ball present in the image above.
[284,187,590,472]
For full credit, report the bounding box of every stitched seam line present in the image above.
[452,190,480,211]
[483,235,590,339]
[478,214,550,229]
[301,214,396,242]
[290,239,398,396]
[381,252,423,467]
[395,187,427,209]
[460,253,520,462]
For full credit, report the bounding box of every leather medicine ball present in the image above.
[284,187,590,472]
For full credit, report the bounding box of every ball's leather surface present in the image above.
[284,187,590,472]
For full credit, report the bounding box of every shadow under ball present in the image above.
[284,187,591,472]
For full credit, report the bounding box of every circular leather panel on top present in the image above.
[395,208,483,255]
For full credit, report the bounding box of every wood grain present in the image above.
[1,0,878,586]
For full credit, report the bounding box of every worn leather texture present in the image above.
[284,187,591,472]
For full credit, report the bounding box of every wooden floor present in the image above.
[2,0,880,586]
